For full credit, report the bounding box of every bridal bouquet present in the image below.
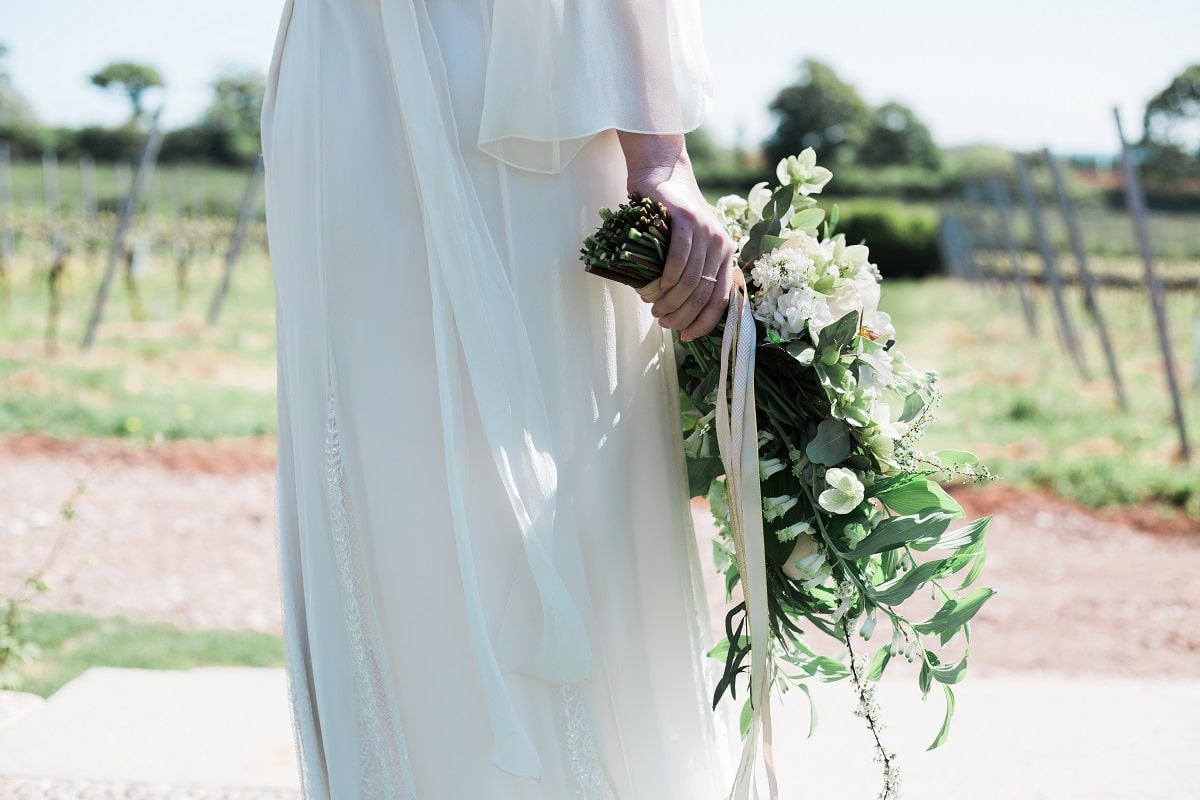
[582,150,992,800]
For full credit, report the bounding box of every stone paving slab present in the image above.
[0,666,1197,798]
[0,668,297,790]
[0,779,298,800]
[0,692,45,735]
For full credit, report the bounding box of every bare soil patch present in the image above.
[2,435,1197,677]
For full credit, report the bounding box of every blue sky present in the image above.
[3,0,1197,155]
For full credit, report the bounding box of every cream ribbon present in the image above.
[714,274,780,800]
[377,0,591,782]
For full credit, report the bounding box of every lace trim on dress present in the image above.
[557,683,614,800]
[325,387,420,799]
[282,620,326,799]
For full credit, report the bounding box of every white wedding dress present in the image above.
[262,0,732,797]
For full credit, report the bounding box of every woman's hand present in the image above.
[617,132,735,342]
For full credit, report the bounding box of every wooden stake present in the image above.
[984,177,1037,335]
[1114,108,1190,462]
[81,112,165,349]
[1044,149,1126,409]
[207,156,264,325]
[1015,154,1089,379]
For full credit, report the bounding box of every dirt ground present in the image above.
[2,432,1198,678]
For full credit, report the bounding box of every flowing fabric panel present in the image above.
[479,0,712,173]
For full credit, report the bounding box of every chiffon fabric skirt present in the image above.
[264,0,731,797]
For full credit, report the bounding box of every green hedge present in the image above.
[832,201,943,279]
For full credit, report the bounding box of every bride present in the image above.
[262,0,736,796]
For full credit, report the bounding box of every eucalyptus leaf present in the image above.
[790,207,825,232]
[805,419,853,466]
[819,311,861,352]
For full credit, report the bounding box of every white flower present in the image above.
[746,182,772,220]
[763,494,798,521]
[775,148,834,196]
[818,467,865,515]
[715,194,748,223]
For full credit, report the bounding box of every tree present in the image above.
[1140,64,1200,182]
[764,59,873,169]
[859,101,942,170]
[202,68,266,164]
[0,42,38,127]
[89,61,164,122]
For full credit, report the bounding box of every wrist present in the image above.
[617,132,693,191]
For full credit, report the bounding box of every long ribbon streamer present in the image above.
[716,273,779,800]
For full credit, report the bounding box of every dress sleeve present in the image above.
[478,0,712,174]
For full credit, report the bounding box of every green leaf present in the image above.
[913,588,995,636]
[876,478,963,519]
[927,685,956,750]
[708,639,730,662]
[687,457,725,498]
[918,658,932,698]
[801,655,851,682]
[911,516,991,552]
[795,682,819,738]
[931,654,969,685]
[868,558,950,604]
[739,697,754,740]
[818,311,861,352]
[865,644,891,681]
[805,419,853,466]
[958,548,988,591]
[790,207,825,232]
[843,512,954,559]
[759,234,787,252]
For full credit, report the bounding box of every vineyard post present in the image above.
[81,111,165,349]
[1114,108,1190,462]
[80,156,98,221]
[207,155,265,325]
[984,176,1037,336]
[962,183,1002,293]
[0,143,12,300]
[1015,154,1089,379]
[1044,149,1126,410]
[42,152,61,223]
[936,214,964,279]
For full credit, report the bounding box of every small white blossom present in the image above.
[762,494,798,521]
[759,458,787,481]
[819,467,865,515]
[775,148,834,195]
[775,520,813,542]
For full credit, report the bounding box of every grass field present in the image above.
[0,225,1198,512]
[10,610,284,698]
